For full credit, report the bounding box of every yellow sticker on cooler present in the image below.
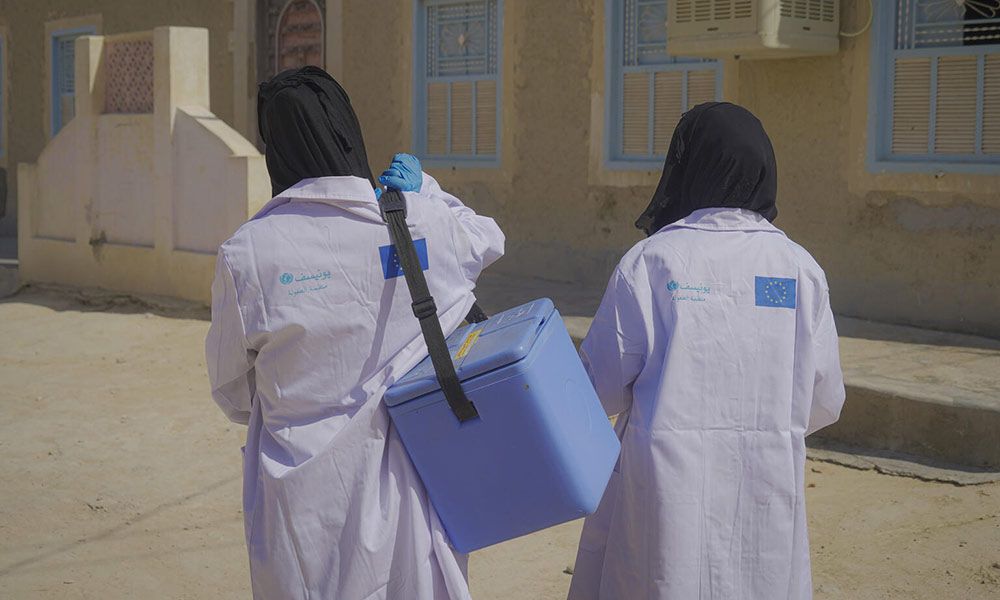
[454,329,482,360]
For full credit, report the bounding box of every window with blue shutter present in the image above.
[607,0,721,169]
[869,0,1000,172]
[51,28,95,136]
[414,0,502,166]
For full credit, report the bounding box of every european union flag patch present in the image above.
[380,238,429,279]
[755,276,796,309]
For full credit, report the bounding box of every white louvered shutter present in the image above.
[623,72,650,156]
[426,82,448,155]
[935,56,978,154]
[653,71,683,155]
[450,81,474,155]
[475,80,497,155]
[687,70,717,109]
[891,58,931,154]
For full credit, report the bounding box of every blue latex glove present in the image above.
[378,153,422,192]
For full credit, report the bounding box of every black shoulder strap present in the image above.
[380,189,480,423]
[464,302,489,324]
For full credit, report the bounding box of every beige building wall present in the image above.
[738,31,1000,339]
[0,0,235,238]
[18,27,268,303]
[327,0,999,338]
[6,1,996,334]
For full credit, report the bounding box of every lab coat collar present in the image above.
[277,176,378,204]
[251,176,380,221]
[660,207,784,235]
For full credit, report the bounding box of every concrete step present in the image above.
[819,318,1000,469]
[474,271,1000,469]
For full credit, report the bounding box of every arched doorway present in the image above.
[276,0,324,72]
[258,0,326,83]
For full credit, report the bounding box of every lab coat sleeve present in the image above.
[205,250,255,425]
[421,171,505,274]
[580,268,647,417]
[806,286,846,436]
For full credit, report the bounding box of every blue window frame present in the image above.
[50,27,95,137]
[606,0,721,170]
[869,0,1000,173]
[413,0,502,167]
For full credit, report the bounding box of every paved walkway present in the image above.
[474,271,1000,469]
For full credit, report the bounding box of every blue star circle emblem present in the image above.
[667,280,679,292]
[280,272,293,285]
[754,276,796,308]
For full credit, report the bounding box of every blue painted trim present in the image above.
[866,1,1000,174]
[606,159,665,171]
[895,45,1000,58]
[604,0,621,168]
[604,0,721,169]
[621,63,716,74]
[49,26,96,138]
[868,159,1000,174]
[865,0,892,175]
[412,0,502,168]
[412,0,423,156]
[426,73,495,83]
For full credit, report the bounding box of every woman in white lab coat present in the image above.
[205,67,504,599]
[567,102,845,600]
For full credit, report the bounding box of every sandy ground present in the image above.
[1,286,998,600]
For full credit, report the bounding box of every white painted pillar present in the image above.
[153,27,210,255]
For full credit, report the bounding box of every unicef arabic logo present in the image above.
[279,273,293,285]
[667,280,679,292]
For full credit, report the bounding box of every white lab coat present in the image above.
[206,173,504,600]
[568,208,845,600]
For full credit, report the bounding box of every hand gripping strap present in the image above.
[381,190,479,422]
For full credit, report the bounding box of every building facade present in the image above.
[3,0,999,337]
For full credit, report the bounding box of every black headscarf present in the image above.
[635,102,778,236]
[257,66,375,196]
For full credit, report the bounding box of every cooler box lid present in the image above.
[383,298,555,407]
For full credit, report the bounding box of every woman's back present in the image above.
[631,208,837,437]
[570,207,844,600]
[207,173,504,599]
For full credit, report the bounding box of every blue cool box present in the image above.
[384,298,621,553]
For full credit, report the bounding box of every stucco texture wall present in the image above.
[343,0,650,284]
[341,0,998,338]
[18,28,268,303]
[737,22,1000,337]
[0,0,234,238]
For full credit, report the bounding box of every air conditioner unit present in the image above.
[668,0,840,59]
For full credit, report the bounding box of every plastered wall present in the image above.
[733,22,1000,338]
[335,0,999,338]
[0,0,234,238]
[18,28,269,304]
